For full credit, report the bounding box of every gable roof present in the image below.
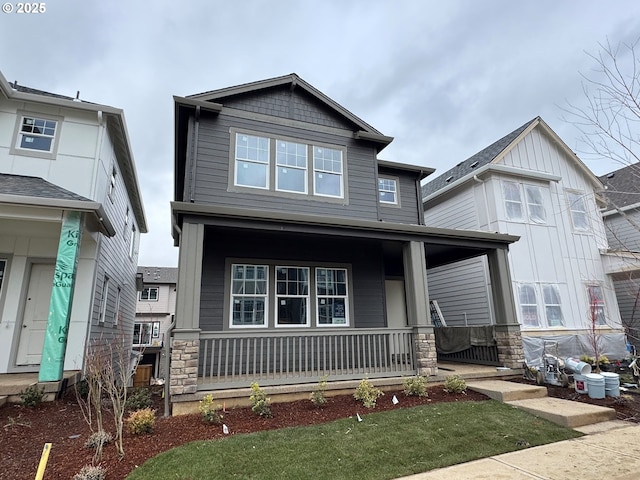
[188,73,386,138]
[422,117,603,202]
[0,70,147,233]
[137,266,178,284]
[599,162,640,212]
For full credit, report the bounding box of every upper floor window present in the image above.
[231,130,346,201]
[378,177,399,205]
[567,191,589,231]
[17,116,58,152]
[133,322,160,346]
[235,134,270,189]
[129,225,136,258]
[503,181,546,223]
[276,140,307,194]
[140,287,158,301]
[109,167,117,201]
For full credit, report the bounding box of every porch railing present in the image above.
[198,328,416,390]
[434,326,500,366]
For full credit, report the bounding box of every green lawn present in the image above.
[127,400,581,480]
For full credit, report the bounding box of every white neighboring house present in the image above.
[422,117,626,361]
[134,266,177,381]
[0,70,147,380]
[599,163,640,349]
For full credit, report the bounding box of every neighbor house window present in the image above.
[313,146,343,198]
[525,185,546,223]
[124,207,129,226]
[587,285,606,325]
[518,284,539,327]
[99,276,110,323]
[140,287,158,301]
[276,140,307,193]
[235,133,270,189]
[316,268,348,325]
[133,322,153,345]
[378,177,398,205]
[230,264,268,327]
[276,266,310,326]
[503,181,523,221]
[16,115,58,153]
[542,284,563,327]
[567,191,589,231]
[109,167,117,200]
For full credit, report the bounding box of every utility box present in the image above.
[133,364,152,387]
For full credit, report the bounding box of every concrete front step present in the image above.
[0,395,6,408]
[467,380,547,402]
[506,397,617,428]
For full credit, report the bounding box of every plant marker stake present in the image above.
[356,413,362,422]
[392,395,399,405]
[34,443,52,480]
[223,424,229,434]
[223,402,226,412]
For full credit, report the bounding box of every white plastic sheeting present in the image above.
[522,333,628,369]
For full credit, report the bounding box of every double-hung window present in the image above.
[378,177,398,205]
[235,133,270,189]
[231,264,268,327]
[276,140,307,193]
[504,181,547,223]
[587,285,606,325]
[567,191,589,231]
[542,284,564,327]
[17,115,58,152]
[525,185,546,223]
[503,181,523,221]
[140,287,158,301]
[316,268,348,325]
[99,276,110,323]
[276,266,309,326]
[518,284,539,327]
[313,146,343,197]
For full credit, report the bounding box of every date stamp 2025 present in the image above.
[2,2,47,14]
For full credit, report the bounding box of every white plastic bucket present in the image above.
[585,373,605,399]
[574,374,588,394]
[564,357,592,375]
[601,372,620,398]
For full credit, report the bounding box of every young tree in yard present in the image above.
[563,38,640,346]
[587,286,606,373]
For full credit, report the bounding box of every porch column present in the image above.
[39,211,83,382]
[487,248,524,368]
[403,241,437,376]
[171,222,204,397]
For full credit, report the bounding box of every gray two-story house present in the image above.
[169,74,523,413]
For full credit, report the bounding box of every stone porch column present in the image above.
[170,222,204,397]
[403,241,437,376]
[487,248,525,368]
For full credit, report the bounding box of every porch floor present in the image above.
[0,370,81,406]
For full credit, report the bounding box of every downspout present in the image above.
[188,106,201,202]
[163,314,176,417]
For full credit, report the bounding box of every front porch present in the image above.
[0,370,81,406]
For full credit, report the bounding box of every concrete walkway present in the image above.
[396,380,640,480]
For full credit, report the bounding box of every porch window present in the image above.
[518,284,539,327]
[542,284,563,327]
[503,181,523,221]
[378,177,398,205]
[316,268,348,325]
[276,140,307,194]
[276,266,309,326]
[231,264,268,327]
[235,133,270,189]
[567,191,589,231]
[525,185,546,223]
[587,284,607,325]
[313,146,343,198]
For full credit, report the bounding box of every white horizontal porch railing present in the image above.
[198,328,416,390]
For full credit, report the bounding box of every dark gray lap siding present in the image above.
[199,228,386,331]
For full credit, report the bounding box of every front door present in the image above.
[16,263,55,366]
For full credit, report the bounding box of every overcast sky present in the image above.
[2,1,639,267]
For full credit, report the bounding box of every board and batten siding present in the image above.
[190,111,380,221]
[199,228,386,331]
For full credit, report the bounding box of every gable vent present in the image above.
[445,176,453,183]
[606,172,615,178]
[470,161,479,168]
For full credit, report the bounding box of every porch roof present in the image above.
[171,202,519,268]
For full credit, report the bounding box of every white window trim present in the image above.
[524,185,546,224]
[586,283,608,326]
[517,283,540,328]
[378,175,400,206]
[108,166,117,202]
[0,259,6,295]
[133,321,153,346]
[275,266,310,328]
[567,190,590,232]
[140,287,159,301]
[234,133,270,190]
[114,287,121,326]
[541,284,564,327]
[316,267,350,327]
[99,276,110,324]
[312,146,344,199]
[229,264,269,329]
[275,140,308,195]
[10,111,63,160]
[129,225,136,259]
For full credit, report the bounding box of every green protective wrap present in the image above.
[38,210,83,382]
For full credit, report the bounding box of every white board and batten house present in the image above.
[0,70,147,387]
[422,117,626,363]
